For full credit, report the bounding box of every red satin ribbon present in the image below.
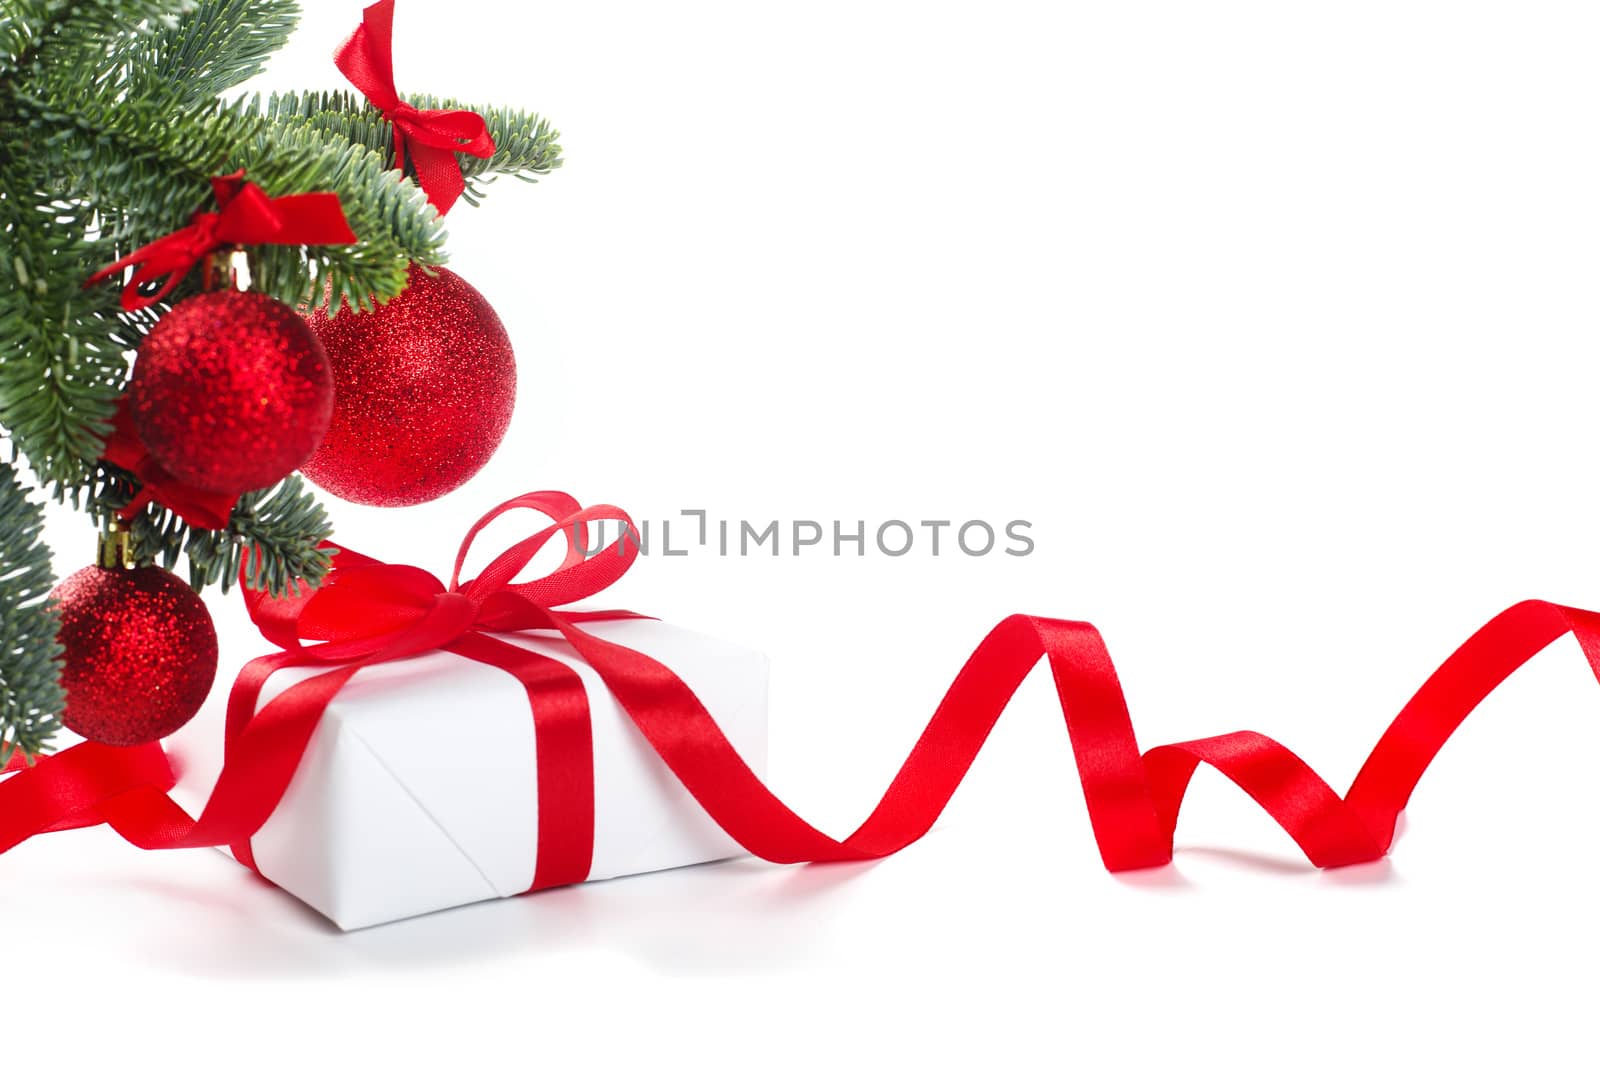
[99,397,237,529]
[2,491,1599,904]
[335,0,496,215]
[84,171,357,312]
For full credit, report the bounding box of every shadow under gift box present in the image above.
[172,614,770,930]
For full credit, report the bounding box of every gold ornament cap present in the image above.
[97,523,134,570]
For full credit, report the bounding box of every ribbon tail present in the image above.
[114,486,158,524]
[0,744,175,855]
[1343,599,1600,849]
[0,654,361,868]
[546,599,1600,878]
[549,613,1172,870]
[123,266,188,312]
[408,141,468,213]
[154,489,237,531]
[246,192,359,246]
[82,250,142,293]
[115,475,236,530]
[85,246,196,313]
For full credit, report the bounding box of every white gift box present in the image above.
[174,614,769,930]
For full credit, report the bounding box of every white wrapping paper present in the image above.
[174,614,769,930]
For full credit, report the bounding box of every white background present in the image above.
[13,1,1600,1062]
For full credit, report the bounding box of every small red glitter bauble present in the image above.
[131,290,334,495]
[300,264,517,507]
[52,565,219,747]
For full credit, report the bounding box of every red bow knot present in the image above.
[84,172,357,312]
[243,491,641,668]
[335,0,496,214]
[230,490,640,888]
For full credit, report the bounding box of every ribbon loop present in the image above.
[336,0,496,214]
[241,492,640,663]
[448,490,582,593]
[447,492,641,609]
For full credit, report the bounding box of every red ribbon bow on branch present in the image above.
[335,0,496,215]
[99,397,237,529]
[5,490,1600,904]
[84,171,357,313]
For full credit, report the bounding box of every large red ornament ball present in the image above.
[52,565,218,747]
[300,264,517,507]
[131,290,334,495]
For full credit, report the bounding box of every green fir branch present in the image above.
[0,0,193,84]
[238,119,446,310]
[0,459,63,762]
[115,0,298,106]
[10,83,446,307]
[212,475,336,593]
[84,466,334,594]
[0,168,137,487]
[0,9,30,78]
[256,89,564,209]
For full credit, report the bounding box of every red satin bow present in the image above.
[232,491,644,888]
[99,397,237,529]
[335,0,496,214]
[3,491,1600,912]
[0,492,643,890]
[84,172,357,312]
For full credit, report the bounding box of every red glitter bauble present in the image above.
[300,264,517,507]
[52,565,218,747]
[131,290,334,495]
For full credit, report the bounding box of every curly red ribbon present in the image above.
[2,491,1599,904]
[84,171,357,312]
[98,397,237,529]
[335,0,495,215]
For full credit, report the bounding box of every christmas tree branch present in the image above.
[0,0,190,84]
[0,459,62,762]
[115,0,298,107]
[0,168,139,488]
[83,467,334,595]
[242,120,446,310]
[257,89,564,208]
[213,475,336,593]
[11,83,446,307]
